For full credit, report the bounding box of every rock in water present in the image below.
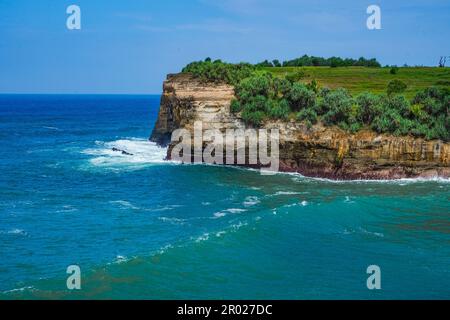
[112,147,134,156]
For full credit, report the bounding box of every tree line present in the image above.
[257,55,381,68]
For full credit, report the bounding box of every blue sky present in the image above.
[0,0,449,93]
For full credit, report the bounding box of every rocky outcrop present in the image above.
[150,73,239,146]
[151,73,450,180]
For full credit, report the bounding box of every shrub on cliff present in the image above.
[410,86,450,140]
[266,99,290,120]
[429,115,449,141]
[241,109,266,126]
[239,95,269,126]
[273,78,292,96]
[356,92,382,124]
[235,73,273,100]
[182,59,255,86]
[296,108,318,128]
[230,99,242,113]
[319,88,355,125]
[371,107,403,134]
[412,86,449,116]
[318,87,331,98]
[383,95,411,118]
[287,83,316,111]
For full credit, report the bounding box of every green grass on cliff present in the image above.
[182,59,450,141]
[264,66,450,100]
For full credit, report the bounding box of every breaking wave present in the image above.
[82,138,172,168]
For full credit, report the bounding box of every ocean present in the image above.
[0,94,449,299]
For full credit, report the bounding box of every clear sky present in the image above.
[0,0,449,94]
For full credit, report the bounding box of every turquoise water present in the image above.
[0,95,449,299]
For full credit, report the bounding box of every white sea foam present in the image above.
[42,126,62,131]
[272,191,307,196]
[146,204,184,212]
[213,208,247,218]
[83,138,172,168]
[158,216,186,225]
[3,286,35,294]
[230,221,248,230]
[343,227,384,238]
[56,205,79,213]
[221,163,450,184]
[114,255,129,264]
[344,196,355,204]
[283,200,308,208]
[157,244,174,254]
[289,173,450,184]
[213,212,227,218]
[194,233,210,243]
[243,196,260,207]
[109,200,141,210]
[0,229,27,236]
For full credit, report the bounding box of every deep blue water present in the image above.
[0,95,449,299]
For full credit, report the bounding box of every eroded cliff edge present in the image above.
[151,73,450,180]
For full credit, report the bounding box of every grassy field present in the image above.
[264,66,450,99]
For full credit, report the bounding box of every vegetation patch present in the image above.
[182,58,450,141]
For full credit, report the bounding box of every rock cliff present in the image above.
[151,73,450,180]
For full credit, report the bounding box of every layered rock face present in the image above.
[151,73,450,180]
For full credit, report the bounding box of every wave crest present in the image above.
[82,138,171,168]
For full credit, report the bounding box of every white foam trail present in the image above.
[0,229,27,236]
[213,212,227,218]
[109,200,141,210]
[158,217,186,225]
[194,233,210,243]
[2,286,35,294]
[42,126,62,131]
[114,255,129,264]
[283,200,309,208]
[83,138,172,167]
[343,227,384,238]
[56,205,79,213]
[289,173,450,184]
[243,196,260,207]
[224,162,450,184]
[270,191,308,196]
[213,208,247,218]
